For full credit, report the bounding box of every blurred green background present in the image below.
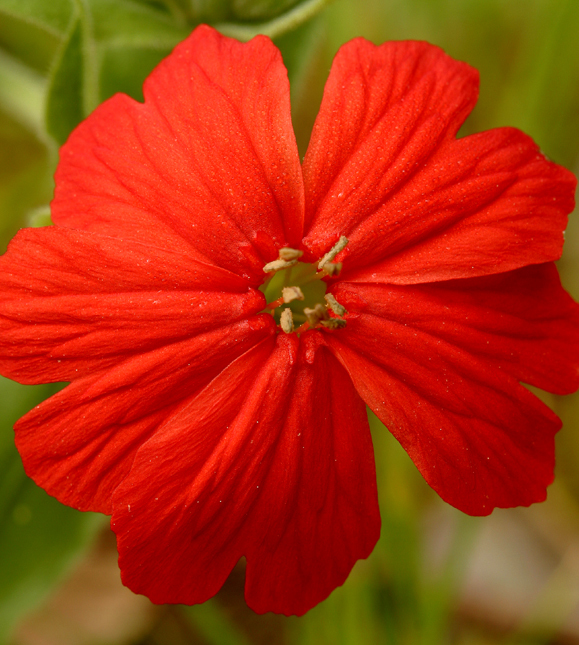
[1,0,578,643]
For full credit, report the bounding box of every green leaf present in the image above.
[0,0,71,73]
[135,0,189,24]
[26,204,53,228]
[0,377,104,644]
[231,0,300,21]
[89,0,188,48]
[0,110,54,252]
[0,0,73,37]
[0,14,61,74]
[44,0,105,145]
[0,50,47,138]
[0,151,53,253]
[215,0,333,40]
[99,46,174,102]
[178,0,231,22]
[44,13,84,145]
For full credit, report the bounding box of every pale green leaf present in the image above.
[0,50,46,138]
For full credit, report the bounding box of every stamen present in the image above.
[280,308,294,333]
[265,296,285,310]
[324,293,348,316]
[318,236,348,270]
[260,246,349,336]
[303,303,329,327]
[281,286,304,303]
[320,318,347,330]
[263,258,297,273]
[322,262,342,277]
[299,262,342,286]
[279,247,304,262]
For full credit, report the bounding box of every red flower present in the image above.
[1,25,578,616]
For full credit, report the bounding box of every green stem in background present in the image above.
[44,6,84,145]
[76,0,99,117]
[215,0,333,40]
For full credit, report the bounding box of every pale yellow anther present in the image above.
[318,236,348,270]
[304,303,329,327]
[324,293,348,316]
[282,286,304,303]
[279,247,304,262]
[280,308,294,333]
[263,258,298,273]
[320,318,347,330]
[322,262,342,277]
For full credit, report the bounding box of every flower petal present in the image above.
[302,39,575,280]
[331,263,579,395]
[341,130,576,283]
[325,277,569,515]
[244,332,379,615]
[52,25,304,282]
[0,227,266,383]
[14,318,274,514]
[303,39,477,245]
[111,332,379,616]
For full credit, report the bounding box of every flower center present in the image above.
[260,239,349,334]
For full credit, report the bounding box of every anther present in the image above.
[320,318,347,330]
[322,262,342,277]
[279,247,304,262]
[280,308,294,334]
[318,236,348,270]
[324,293,347,316]
[303,303,329,327]
[282,286,304,303]
[263,258,297,273]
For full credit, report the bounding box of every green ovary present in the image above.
[260,262,327,323]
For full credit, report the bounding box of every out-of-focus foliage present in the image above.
[0,378,104,644]
[0,0,578,644]
[0,0,332,147]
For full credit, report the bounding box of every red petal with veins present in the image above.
[52,25,304,283]
[331,263,579,395]
[324,269,578,514]
[302,39,575,279]
[112,332,379,616]
[0,227,266,383]
[14,318,274,514]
